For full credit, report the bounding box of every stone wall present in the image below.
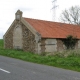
[75,41,78,49]
[57,39,65,51]
[4,23,15,49]
[40,38,46,53]
[4,21,36,53]
[78,40,80,49]
[21,23,36,53]
[57,39,78,51]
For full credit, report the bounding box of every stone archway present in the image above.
[13,25,23,49]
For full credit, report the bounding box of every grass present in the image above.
[0,39,80,72]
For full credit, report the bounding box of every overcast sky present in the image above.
[0,0,80,39]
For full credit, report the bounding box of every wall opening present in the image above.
[13,25,23,50]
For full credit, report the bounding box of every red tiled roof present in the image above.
[24,17,80,39]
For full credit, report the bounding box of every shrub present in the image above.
[62,35,77,49]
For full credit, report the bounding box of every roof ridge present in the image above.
[23,17,80,27]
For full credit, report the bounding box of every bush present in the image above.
[62,35,77,49]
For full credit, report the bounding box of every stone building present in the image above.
[3,10,80,54]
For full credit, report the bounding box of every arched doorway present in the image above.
[13,25,23,49]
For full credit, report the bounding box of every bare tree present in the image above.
[60,6,80,25]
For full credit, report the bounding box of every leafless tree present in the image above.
[60,6,80,25]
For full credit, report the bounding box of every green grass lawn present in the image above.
[0,39,80,72]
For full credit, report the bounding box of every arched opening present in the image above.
[13,25,23,49]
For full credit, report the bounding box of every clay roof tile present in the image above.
[24,17,80,39]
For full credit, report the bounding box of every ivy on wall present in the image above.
[62,35,77,49]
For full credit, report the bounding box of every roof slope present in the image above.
[24,17,80,39]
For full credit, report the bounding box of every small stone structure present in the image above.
[4,10,80,54]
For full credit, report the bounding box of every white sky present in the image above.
[0,0,80,39]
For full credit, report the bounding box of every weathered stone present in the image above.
[4,21,36,53]
[40,38,46,53]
